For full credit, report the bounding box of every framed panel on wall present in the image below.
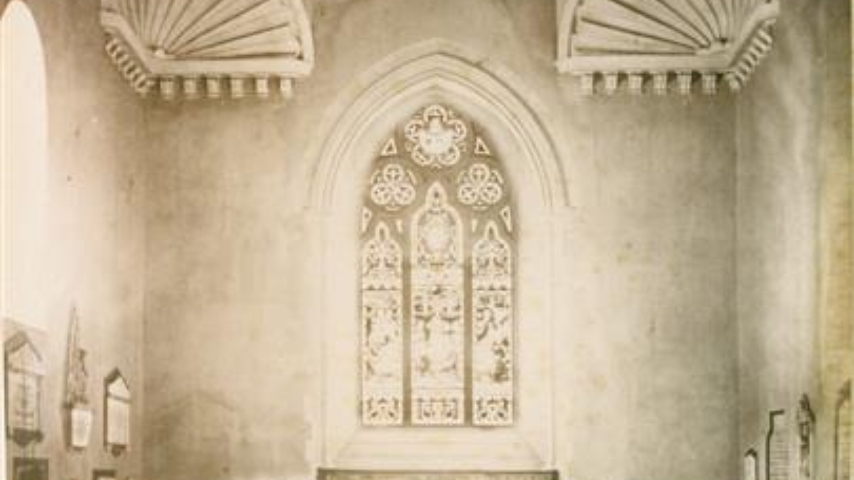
[4,322,46,448]
[797,395,815,480]
[64,306,93,450]
[104,369,131,455]
[836,381,852,480]
[767,410,789,480]
[745,448,759,480]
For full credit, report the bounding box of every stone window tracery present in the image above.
[360,104,514,427]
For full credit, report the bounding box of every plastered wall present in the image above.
[736,0,853,477]
[2,0,847,479]
[1,0,147,478]
[142,1,739,480]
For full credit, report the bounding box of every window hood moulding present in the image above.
[100,0,315,101]
[557,0,780,95]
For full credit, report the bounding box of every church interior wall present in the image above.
[1,0,147,478]
[0,0,849,480]
[141,1,739,479]
[736,0,853,478]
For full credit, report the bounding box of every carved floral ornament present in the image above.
[557,0,781,95]
[100,0,314,100]
[405,104,468,168]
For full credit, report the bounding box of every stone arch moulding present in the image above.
[306,39,569,475]
[99,0,314,100]
[309,39,569,213]
[556,0,780,95]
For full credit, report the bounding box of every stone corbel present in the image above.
[100,0,314,101]
[556,0,780,95]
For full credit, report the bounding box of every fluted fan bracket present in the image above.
[100,0,314,100]
[557,0,780,95]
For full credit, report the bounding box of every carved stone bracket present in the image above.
[100,0,314,100]
[557,0,780,95]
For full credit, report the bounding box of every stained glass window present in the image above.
[360,104,514,427]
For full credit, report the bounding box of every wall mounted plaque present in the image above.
[745,448,759,480]
[64,307,92,449]
[4,329,46,447]
[767,409,790,480]
[836,381,852,480]
[797,395,815,480]
[104,368,131,455]
[70,407,94,449]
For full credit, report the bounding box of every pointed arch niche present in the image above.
[308,41,568,473]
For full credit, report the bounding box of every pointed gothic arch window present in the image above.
[360,104,514,427]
